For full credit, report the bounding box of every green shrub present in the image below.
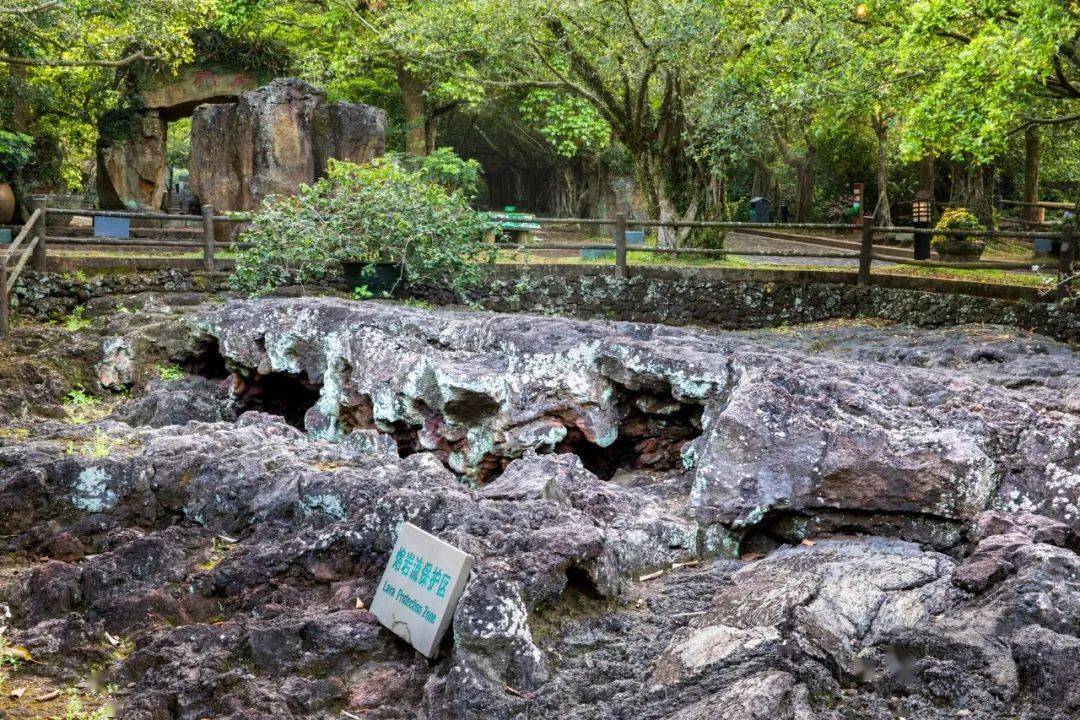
[932,208,985,258]
[230,158,495,298]
[0,131,33,182]
[412,147,483,200]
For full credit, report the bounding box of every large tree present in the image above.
[456,0,754,244]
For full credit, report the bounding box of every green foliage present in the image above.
[156,364,185,381]
[231,158,495,298]
[55,690,113,720]
[520,91,610,158]
[63,305,91,331]
[350,285,375,300]
[934,207,984,234]
[0,131,34,181]
[932,207,985,255]
[64,387,97,407]
[411,148,483,199]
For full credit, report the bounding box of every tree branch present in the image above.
[0,0,58,15]
[0,50,153,67]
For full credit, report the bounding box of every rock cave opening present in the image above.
[230,370,323,429]
[564,566,604,599]
[555,390,704,481]
[181,337,230,379]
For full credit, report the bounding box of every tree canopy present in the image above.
[1,0,1076,220]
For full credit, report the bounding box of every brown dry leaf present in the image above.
[801,539,816,547]
[34,689,61,702]
[741,552,765,561]
[354,597,365,610]
[9,686,27,699]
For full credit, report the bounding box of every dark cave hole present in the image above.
[555,391,704,481]
[564,566,603,599]
[232,370,323,429]
[182,337,229,379]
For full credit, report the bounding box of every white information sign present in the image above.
[370,522,474,657]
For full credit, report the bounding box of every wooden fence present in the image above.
[492,212,1077,298]
[0,200,1076,338]
[0,203,250,337]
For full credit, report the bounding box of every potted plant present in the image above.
[0,131,33,224]
[231,156,495,299]
[932,208,985,261]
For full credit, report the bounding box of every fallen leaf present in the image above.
[354,597,365,610]
[9,686,26,699]
[741,552,765,561]
[801,539,816,547]
[35,689,60,702]
[105,631,121,646]
[217,534,239,544]
[1,644,33,662]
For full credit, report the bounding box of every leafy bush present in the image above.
[231,158,495,297]
[932,207,985,258]
[411,148,483,199]
[0,131,33,182]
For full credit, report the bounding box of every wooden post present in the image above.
[614,213,628,278]
[858,215,874,287]
[1058,211,1076,301]
[0,257,8,338]
[31,197,46,271]
[201,204,216,272]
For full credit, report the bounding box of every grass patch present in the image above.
[65,429,128,459]
[63,387,110,424]
[62,306,91,332]
[155,364,184,381]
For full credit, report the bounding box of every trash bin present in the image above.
[750,197,771,223]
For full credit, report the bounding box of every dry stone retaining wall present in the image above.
[412,265,1080,343]
[10,265,1080,343]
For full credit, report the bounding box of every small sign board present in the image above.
[371,522,473,658]
[93,216,130,238]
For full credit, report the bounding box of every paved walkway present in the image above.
[724,232,877,267]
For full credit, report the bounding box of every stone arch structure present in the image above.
[96,71,385,212]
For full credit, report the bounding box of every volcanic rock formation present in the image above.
[0,295,1077,719]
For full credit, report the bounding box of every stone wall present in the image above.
[10,270,222,319]
[10,265,1080,344]
[411,265,1080,344]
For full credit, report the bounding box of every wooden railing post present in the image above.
[0,257,8,338]
[30,197,46,271]
[201,204,216,272]
[614,213,628,278]
[858,215,874,287]
[1058,209,1076,301]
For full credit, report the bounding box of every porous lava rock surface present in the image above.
[0,297,1077,720]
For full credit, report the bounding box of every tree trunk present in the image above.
[1023,125,1042,223]
[919,154,935,196]
[751,157,773,200]
[953,162,993,225]
[396,60,427,157]
[9,63,29,133]
[871,115,892,227]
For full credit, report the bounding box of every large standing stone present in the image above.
[188,78,386,217]
[95,110,168,211]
